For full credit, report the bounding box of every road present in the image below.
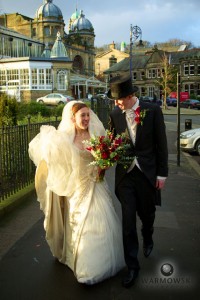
[164,115,200,166]
[0,113,200,300]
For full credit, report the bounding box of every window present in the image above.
[31,68,52,90]
[54,27,60,36]
[197,84,200,96]
[6,69,20,89]
[189,64,195,75]
[38,69,45,88]
[7,69,19,83]
[148,86,154,97]
[185,84,189,92]
[32,28,36,37]
[148,69,152,78]
[184,84,194,95]
[57,71,67,90]
[184,64,189,76]
[20,69,29,89]
[140,71,145,80]
[157,69,161,78]
[132,72,137,80]
[44,27,50,36]
[31,69,37,89]
[152,69,156,78]
[46,69,52,85]
[198,65,200,75]
[147,69,157,78]
[109,56,117,68]
[0,70,7,89]
[190,84,194,95]
[141,87,145,96]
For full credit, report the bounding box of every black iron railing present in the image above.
[0,119,59,202]
[0,101,114,202]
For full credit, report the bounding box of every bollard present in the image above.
[185,119,192,131]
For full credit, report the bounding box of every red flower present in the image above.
[102,152,109,159]
[86,146,93,151]
[83,130,134,172]
[134,115,141,124]
[135,106,140,114]
[134,106,148,125]
[134,106,141,124]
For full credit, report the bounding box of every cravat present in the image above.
[125,109,135,124]
[125,109,137,142]
[125,109,136,172]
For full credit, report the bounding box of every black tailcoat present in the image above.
[109,101,168,205]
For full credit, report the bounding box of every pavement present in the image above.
[0,110,200,300]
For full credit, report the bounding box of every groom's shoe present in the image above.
[143,242,154,258]
[122,269,139,288]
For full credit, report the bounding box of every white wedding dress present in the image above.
[29,125,125,285]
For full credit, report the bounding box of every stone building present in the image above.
[104,45,200,99]
[95,41,129,78]
[0,0,65,47]
[0,28,72,102]
[0,0,105,100]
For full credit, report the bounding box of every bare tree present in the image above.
[156,53,178,109]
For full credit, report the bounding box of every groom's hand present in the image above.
[156,179,166,190]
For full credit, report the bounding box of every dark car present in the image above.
[92,93,112,104]
[139,96,154,102]
[166,97,177,107]
[180,99,200,110]
[139,96,162,106]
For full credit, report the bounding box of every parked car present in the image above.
[139,96,154,102]
[180,128,200,155]
[166,97,177,107]
[36,93,75,105]
[139,96,162,106]
[180,99,200,110]
[92,93,112,104]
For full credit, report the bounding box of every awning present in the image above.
[70,74,106,89]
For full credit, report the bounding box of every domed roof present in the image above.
[71,10,93,32]
[70,8,80,22]
[36,0,63,18]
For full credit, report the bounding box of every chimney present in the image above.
[109,41,115,50]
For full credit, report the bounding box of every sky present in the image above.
[0,0,200,48]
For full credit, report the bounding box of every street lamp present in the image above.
[177,72,181,166]
[129,24,142,77]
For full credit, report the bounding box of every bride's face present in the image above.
[74,107,90,130]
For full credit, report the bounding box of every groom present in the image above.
[108,74,168,288]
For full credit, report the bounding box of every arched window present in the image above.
[44,26,50,36]
[73,55,84,73]
[57,70,67,90]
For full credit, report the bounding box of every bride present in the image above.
[29,101,125,284]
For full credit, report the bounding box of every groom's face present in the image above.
[116,95,136,110]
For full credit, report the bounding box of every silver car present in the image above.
[180,128,200,155]
[36,93,74,105]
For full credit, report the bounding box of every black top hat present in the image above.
[107,74,138,99]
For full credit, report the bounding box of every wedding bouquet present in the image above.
[83,130,134,180]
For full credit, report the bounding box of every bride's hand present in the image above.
[97,166,109,175]
[96,167,108,182]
